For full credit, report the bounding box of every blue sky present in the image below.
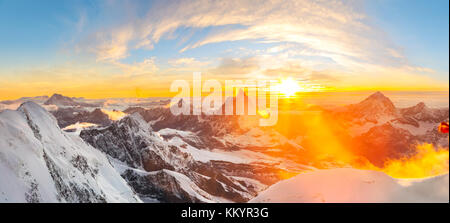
[0,0,448,98]
[365,0,449,79]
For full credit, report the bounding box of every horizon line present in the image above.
[1,89,449,101]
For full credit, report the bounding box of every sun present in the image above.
[271,77,302,97]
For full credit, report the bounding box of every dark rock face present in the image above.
[60,91,449,202]
[80,116,149,169]
[51,108,111,128]
[123,107,147,115]
[119,113,224,152]
[80,114,289,203]
[352,123,416,166]
[122,99,259,152]
[121,169,205,203]
[43,151,106,203]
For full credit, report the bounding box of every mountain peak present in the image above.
[47,93,72,101]
[407,102,427,112]
[118,112,150,131]
[44,93,97,107]
[18,101,45,111]
[18,101,53,122]
[1,102,140,203]
[349,91,396,117]
[17,101,59,139]
[367,91,388,100]
[44,93,76,106]
[415,102,426,109]
[400,101,432,117]
[50,93,64,97]
[361,92,393,105]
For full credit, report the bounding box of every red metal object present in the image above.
[438,122,449,134]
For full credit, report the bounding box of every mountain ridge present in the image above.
[0,101,140,203]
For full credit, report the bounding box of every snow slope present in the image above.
[0,102,141,203]
[250,168,449,203]
[81,114,273,202]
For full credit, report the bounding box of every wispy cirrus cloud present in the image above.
[69,0,445,92]
[80,0,408,68]
[79,25,135,62]
[168,57,210,67]
[112,57,159,76]
[2,0,447,100]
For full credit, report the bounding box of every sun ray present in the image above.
[271,77,303,97]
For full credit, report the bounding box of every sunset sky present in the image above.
[0,0,449,99]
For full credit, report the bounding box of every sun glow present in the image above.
[271,78,302,97]
[272,110,449,179]
[380,143,449,178]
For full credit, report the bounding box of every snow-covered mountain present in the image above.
[332,92,448,136]
[97,91,447,202]
[80,113,307,202]
[0,96,49,111]
[250,168,449,203]
[1,93,171,112]
[0,102,141,203]
[322,92,449,166]
[1,91,447,203]
[342,91,397,122]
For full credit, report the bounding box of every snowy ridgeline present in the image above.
[0,102,141,203]
[0,101,448,203]
[250,168,449,203]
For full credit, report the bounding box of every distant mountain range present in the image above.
[0,92,448,203]
[44,93,99,107]
[329,91,448,166]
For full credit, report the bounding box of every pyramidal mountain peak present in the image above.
[44,93,75,105]
[350,91,397,116]
[44,93,97,107]
[361,91,394,105]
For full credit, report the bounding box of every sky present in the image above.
[0,0,448,99]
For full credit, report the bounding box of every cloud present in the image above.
[63,0,447,94]
[168,57,210,67]
[75,9,87,33]
[406,66,435,73]
[210,57,260,75]
[86,26,135,62]
[267,44,295,54]
[262,63,340,86]
[112,57,159,76]
[168,0,404,67]
[310,71,339,83]
[79,0,408,70]
[264,64,311,78]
